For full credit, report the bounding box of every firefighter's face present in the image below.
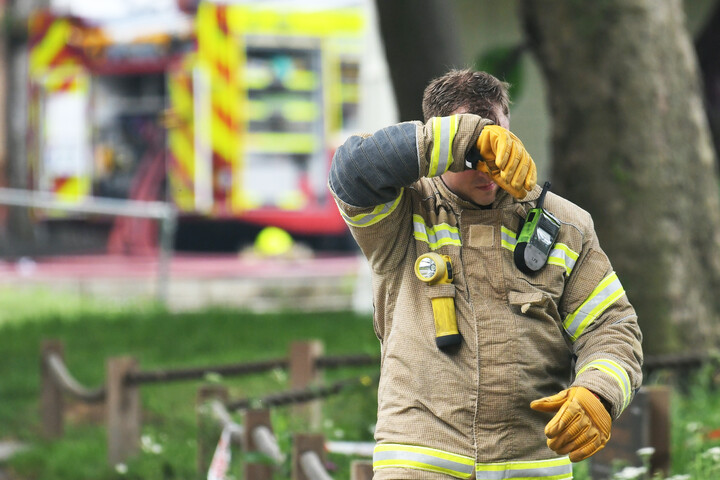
[442,105,509,206]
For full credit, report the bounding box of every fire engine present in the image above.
[27,1,365,252]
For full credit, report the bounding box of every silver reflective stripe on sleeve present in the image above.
[578,358,632,412]
[339,190,403,228]
[428,115,458,177]
[563,271,625,341]
[475,456,572,479]
[373,443,475,479]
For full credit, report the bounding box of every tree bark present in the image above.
[696,2,720,168]
[374,0,464,121]
[521,0,720,353]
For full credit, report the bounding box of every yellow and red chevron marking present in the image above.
[53,176,91,202]
[167,60,196,212]
[197,2,244,215]
[41,65,89,93]
[28,11,83,76]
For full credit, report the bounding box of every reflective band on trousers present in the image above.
[374,444,475,478]
[476,456,572,479]
[373,444,572,480]
[429,115,458,177]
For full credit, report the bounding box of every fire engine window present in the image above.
[91,73,167,200]
[244,46,322,134]
[340,59,360,130]
[241,40,327,207]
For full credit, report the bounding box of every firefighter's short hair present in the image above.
[422,69,510,124]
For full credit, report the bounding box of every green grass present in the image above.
[0,288,379,479]
[2,288,720,479]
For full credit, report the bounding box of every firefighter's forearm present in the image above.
[328,122,420,207]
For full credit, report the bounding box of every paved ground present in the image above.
[0,252,373,313]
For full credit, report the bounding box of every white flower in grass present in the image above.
[141,434,163,455]
[686,422,701,433]
[636,446,655,458]
[612,465,647,479]
[203,372,223,383]
[115,463,128,474]
[702,446,720,461]
[272,367,287,383]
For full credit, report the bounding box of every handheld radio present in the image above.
[514,181,561,274]
[414,252,462,349]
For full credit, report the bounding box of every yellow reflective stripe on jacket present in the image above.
[501,226,517,251]
[429,115,458,177]
[413,215,462,249]
[373,444,475,479]
[501,226,578,275]
[340,190,403,227]
[578,358,632,411]
[547,243,579,276]
[476,456,572,480]
[563,272,625,341]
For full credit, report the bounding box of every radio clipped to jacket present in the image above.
[514,181,560,274]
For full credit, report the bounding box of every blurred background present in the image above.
[1,1,720,479]
[0,0,718,348]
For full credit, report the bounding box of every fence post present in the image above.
[647,385,671,476]
[40,339,64,438]
[243,409,274,480]
[197,385,229,477]
[292,433,326,480]
[289,340,323,429]
[589,385,671,479]
[350,460,374,480]
[107,356,140,466]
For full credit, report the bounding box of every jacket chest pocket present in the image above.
[500,218,570,345]
[508,290,572,352]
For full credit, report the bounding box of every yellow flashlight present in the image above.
[414,252,462,349]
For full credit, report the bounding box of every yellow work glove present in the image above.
[530,386,611,462]
[475,125,537,199]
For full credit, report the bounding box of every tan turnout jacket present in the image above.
[328,114,643,480]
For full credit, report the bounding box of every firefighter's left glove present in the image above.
[530,386,611,462]
[474,125,537,199]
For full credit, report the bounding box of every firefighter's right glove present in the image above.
[530,386,611,462]
[475,125,537,199]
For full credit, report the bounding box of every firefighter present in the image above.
[328,69,643,479]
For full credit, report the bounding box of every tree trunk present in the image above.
[374,0,464,121]
[696,2,720,169]
[521,0,720,354]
